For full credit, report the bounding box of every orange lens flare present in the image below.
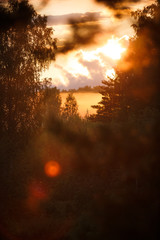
[44,161,61,177]
[27,180,48,211]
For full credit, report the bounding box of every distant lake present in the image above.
[60,92,101,117]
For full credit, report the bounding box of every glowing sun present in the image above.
[100,38,126,60]
[106,68,116,79]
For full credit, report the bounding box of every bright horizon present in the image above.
[61,92,102,117]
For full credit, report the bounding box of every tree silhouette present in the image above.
[91,1,160,122]
[90,72,131,121]
[0,0,56,138]
[120,0,160,110]
[42,79,62,120]
[62,92,79,120]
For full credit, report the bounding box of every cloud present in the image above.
[49,44,119,89]
[48,12,118,54]
[57,20,102,54]
[40,35,130,89]
[34,0,51,10]
[80,58,105,81]
[48,11,104,26]
[94,0,142,18]
[47,11,106,54]
[95,0,141,10]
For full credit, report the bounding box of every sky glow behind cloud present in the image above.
[37,0,155,89]
[41,36,129,89]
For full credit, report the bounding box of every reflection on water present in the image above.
[61,92,101,117]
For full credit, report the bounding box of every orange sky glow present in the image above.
[33,0,155,89]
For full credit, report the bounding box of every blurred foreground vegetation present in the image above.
[0,109,159,240]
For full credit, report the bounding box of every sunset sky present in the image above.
[32,0,155,89]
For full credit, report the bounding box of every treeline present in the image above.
[0,1,160,240]
[61,85,100,93]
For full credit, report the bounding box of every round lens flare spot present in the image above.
[44,161,61,177]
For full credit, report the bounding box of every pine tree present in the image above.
[90,72,132,122]
[62,92,79,120]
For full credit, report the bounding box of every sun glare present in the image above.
[42,35,128,88]
[80,36,127,64]
[100,38,126,60]
[106,68,116,79]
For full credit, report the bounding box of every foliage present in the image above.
[61,86,100,93]
[62,92,79,120]
[90,76,122,121]
[121,0,160,109]
[41,79,62,119]
[91,1,160,122]
[0,0,56,138]
[90,71,134,121]
[0,113,159,240]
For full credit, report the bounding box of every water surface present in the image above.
[61,92,101,117]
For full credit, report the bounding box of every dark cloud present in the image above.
[95,0,141,18]
[40,0,51,7]
[95,0,140,10]
[35,0,51,10]
[48,12,103,26]
[57,20,102,54]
